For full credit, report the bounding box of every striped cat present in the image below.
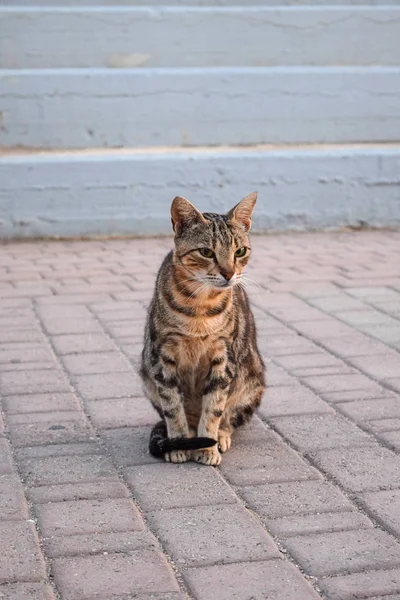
[140,192,265,465]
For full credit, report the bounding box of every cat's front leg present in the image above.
[194,350,234,466]
[154,355,190,463]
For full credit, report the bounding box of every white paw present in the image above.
[218,431,232,453]
[192,446,221,466]
[164,449,190,463]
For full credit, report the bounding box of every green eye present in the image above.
[199,248,215,259]
[235,247,247,258]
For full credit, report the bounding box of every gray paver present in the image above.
[125,463,237,511]
[361,489,400,537]
[284,529,400,576]
[147,504,280,567]
[319,569,400,600]
[240,480,353,519]
[184,560,321,600]
[310,445,400,492]
[52,552,180,599]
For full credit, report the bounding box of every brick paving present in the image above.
[0,230,400,600]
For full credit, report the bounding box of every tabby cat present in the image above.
[140,192,265,466]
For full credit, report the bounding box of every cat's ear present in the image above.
[227,192,257,232]
[171,196,207,235]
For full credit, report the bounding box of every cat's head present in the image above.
[170,193,257,290]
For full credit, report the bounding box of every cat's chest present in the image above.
[175,336,214,371]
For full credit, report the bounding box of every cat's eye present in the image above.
[199,248,215,259]
[235,247,247,258]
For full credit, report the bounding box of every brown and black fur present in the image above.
[140,192,265,465]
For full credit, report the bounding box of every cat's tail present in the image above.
[149,420,217,458]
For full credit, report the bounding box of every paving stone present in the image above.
[40,318,103,336]
[0,369,70,395]
[7,410,86,425]
[51,333,116,355]
[307,295,368,313]
[97,309,147,323]
[361,489,400,538]
[265,364,297,387]
[284,528,400,576]
[240,480,353,519]
[388,378,400,393]
[7,418,94,448]
[0,583,56,600]
[220,425,320,486]
[363,324,400,345]
[0,474,29,521]
[0,329,43,344]
[0,346,53,365]
[310,445,400,492]
[36,498,145,537]
[91,301,145,314]
[0,361,57,373]
[38,293,114,306]
[62,352,131,375]
[0,522,46,583]
[73,372,143,400]
[106,321,144,339]
[29,480,130,503]
[338,309,395,327]
[101,426,156,467]
[257,335,318,357]
[274,353,345,371]
[291,319,355,340]
[258,385,332,418]
[95,594,184,600]
[44,530,159,558]
[2,392,80,414]
[52,552,180,599]
[319,568,400,600]
[0,439,13,475]
[125,463,237,511]
[293,365,354,377]
[147,504,279,567]
[270,414,374,452]
[14,443,104,462]
[321,388,390,403]
[322,334,399,357]
[365,417,400,433]
[19,454,118,487]
[302,373,383,395]
[378,430,400,451]
[86,397,157,429]
[337,397,400,422]
[348,353,400,380]
[184,559,321,600]
[268,510,373,537]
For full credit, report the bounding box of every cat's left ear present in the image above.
[171,195,208,236]
[227,192,257,232]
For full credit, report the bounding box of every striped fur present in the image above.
[140,193,265,465]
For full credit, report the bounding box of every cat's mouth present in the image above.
[207,279,237,290]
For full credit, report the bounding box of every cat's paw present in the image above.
[164,450,190,463]
[218,431,232,453]
[192,446,221,466]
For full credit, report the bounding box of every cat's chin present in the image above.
[211,281,236,290]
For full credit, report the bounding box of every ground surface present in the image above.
[1,231,400,600]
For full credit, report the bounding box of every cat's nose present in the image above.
[221,271,234,281]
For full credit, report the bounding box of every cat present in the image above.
[140,192,265,466]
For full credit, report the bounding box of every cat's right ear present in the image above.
[171,196,207,236]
